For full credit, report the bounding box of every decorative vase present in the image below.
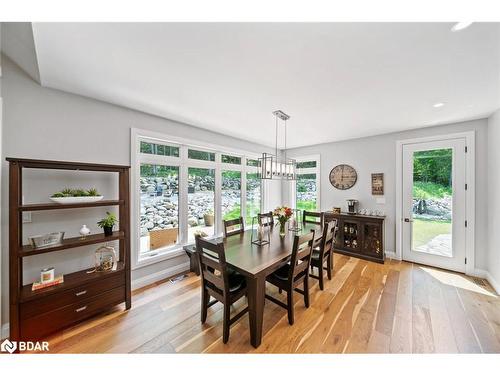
[279,221,286,237]
[79,225,91,238]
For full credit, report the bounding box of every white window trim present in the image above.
[290,154,321,211]
[131,128,263,270]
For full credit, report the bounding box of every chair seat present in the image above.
[272,263,291,281]
[227,271,246,293]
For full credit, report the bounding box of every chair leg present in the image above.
[287,290,295,325]
[223,303,231,343]
[327,254,333,280]
[278,287,282,294]
[304,276,310,308]
[318,262,324,290]
[201,287,209,323]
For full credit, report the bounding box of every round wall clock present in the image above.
[329,164,357,190]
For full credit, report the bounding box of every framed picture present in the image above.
[371,173,384,195]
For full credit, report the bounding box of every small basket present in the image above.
[149,227,178,250]
[29,232,65,249]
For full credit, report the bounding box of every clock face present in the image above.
[329,164,357,190]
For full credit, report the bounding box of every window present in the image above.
[139,164,179,257]
[294,156,320,212]
[246,172,261,225]
[187,167,215,242]
[221,154,242,165]
[222,170,241,220]
[188,149,215,161]
[133,130,263,267]
[140,141,179,157]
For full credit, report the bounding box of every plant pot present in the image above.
[103,226,114,236]
[203,214,214,227]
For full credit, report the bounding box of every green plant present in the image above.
[97,212,118,228]
[51,188,101,198]
[87,188,99,196]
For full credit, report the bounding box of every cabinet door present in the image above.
[361,221,383,258]
[340,219,361,253]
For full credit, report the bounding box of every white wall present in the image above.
[487,109,500,291]
[285,118,489,271]
[0,55,279,328]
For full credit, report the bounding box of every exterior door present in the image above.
[402,138,466,272]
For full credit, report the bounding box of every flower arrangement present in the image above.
[273,206,293,236]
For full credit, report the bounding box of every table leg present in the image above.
[246,275,266,348]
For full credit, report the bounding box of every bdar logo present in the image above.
[1,339,17,353]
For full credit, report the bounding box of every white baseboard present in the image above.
[486,272,500,295]
[1,323,9,340]
[468,268,488,278]
[131,261,190,290]
[385,251,400,260]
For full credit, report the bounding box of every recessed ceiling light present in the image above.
[433,102,445,108]
[451,22,473,32]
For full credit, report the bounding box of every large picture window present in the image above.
[294,156,320,212]
[132,130,264,267]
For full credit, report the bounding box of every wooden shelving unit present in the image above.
[7,158,131,344]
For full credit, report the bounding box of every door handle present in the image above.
[404,218,414,223]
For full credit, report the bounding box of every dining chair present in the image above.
[265,231,315,325]
[257,211,274,227]
[223,217,245,237]
[303,210,324,227]
[310,220,337,290]
[195,235,249,343]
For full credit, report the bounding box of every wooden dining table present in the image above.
[215,222,323,348]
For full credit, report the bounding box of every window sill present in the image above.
[134,245,186,270]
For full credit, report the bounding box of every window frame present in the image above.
[131,128,263,269]
[291,154,321,212]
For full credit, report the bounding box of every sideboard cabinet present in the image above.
[324,212,385,264]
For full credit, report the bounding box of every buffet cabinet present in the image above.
[324,212,385,263]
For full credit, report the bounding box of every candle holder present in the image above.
[250,217,270,246]
[288,208,302,232]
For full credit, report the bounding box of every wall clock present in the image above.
[329,164,357,190]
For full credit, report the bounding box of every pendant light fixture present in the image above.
[258,110,297,180]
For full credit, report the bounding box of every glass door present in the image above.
[402,138,466,272]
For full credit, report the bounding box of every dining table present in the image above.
[215,222,323,348]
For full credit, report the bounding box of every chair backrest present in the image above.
[288,231,315,281]
[195,235,230,298]
[303,210,324,226]
[317,220,336,259]
[257,211,274,227]
[223,217,245,237]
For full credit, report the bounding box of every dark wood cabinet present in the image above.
[7,158,131,345]
[325,212,385,263]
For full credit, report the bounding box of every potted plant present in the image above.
[97,212,118,236]
[203,209,215,227]
[50,188,103,204]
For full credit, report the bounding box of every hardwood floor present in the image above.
[41,255,500,353]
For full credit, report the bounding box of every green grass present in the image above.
[412,217,451,249]
[413,181,451,200]
[297,200,317,211]
[222,202,262,225]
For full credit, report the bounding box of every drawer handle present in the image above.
[75,290,87,297]
[75,306,87,313]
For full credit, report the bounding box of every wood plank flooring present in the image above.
[41,255,500,353]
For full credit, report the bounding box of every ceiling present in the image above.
[31,22,500,149]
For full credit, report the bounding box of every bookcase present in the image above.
[7,158,131,344]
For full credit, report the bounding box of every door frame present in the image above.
[395,131,475,275]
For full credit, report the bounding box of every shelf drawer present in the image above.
[20,273,124,320]
[21,285,126,341]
